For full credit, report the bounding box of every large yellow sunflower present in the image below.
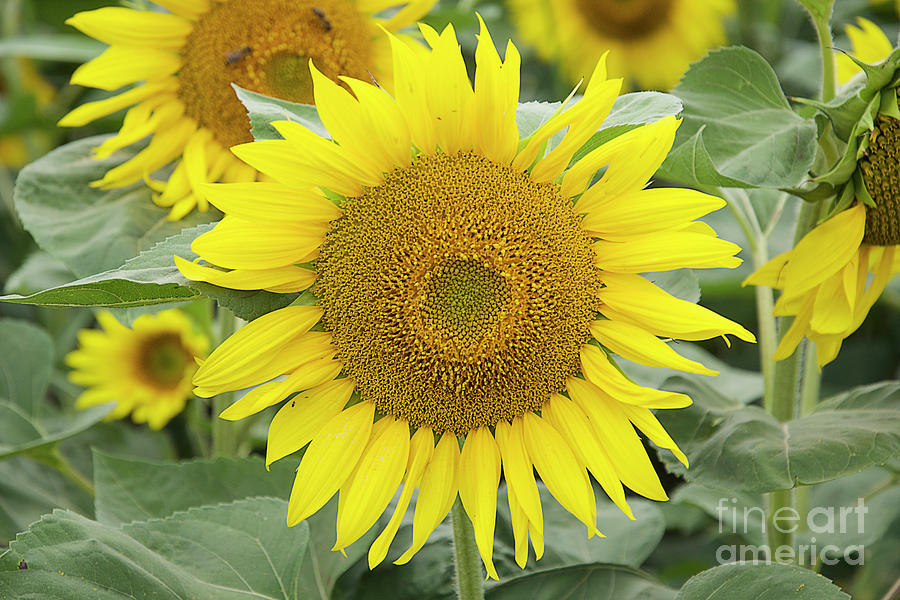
[177,21,754,577]
[66,309,207,429]
[59,0,434,220]
[507,0,734,90]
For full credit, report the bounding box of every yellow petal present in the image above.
[387,30,436,153]
[395,432,459,565]
[190,215,324,270]
[567,377,669,501]
[809,254,857,335]
[580,344,692,409]
[594,231,742,272]
[522,412,599,539]
[506,482,530,568]
[600,272,756,343]
[204,181,341,224]
[265,378,356,467]
[287,401,376,526]
[743,250,791,288]
[580,188,726,239]
[472,15,520,164]
[570,116,680,203]
[193,306,323,391]
[368,427,435,568]
[335,417,411,550]
[175,257,315,294]
[58,80,177,127]
[773,294,816,361]
[218,357,341,419]
[590,320,717,375]
[66,7,191,49]
[618,404,689,467]
[494,418,542,528]
[71,45,180,91]
[458,426,501,580]
[780,204,865,295]
[91,118,197,188]
[419,23,475,154]
[542,394,633,519]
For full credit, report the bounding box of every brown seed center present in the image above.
[573,0,675,40]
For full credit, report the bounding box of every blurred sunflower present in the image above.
[177,21,754,576]
[836,17,893,84]
[66,310,207,430]
[0,59,56,167]
[59,0,434,220]
[507,0,734,90]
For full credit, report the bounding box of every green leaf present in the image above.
[14,135,218,279]
[1,224,298,322]
[0,457,93,545]
[234,84,328,140]
[92,451,295,524]
[0,319,53,418]
[675,563,849,600]
[4,498,310,600]
[0,401,111,461]
[92,452,366,600]
[0,34,104,62]
[656,379,900,493]
[515,101,561,139]
[659,47,818,188]
[486,564,676,600]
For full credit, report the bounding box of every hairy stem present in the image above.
[451,498,485,600]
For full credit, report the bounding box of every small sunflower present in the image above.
[178,22,754,576]
[748,35,900,367]
[507,0,734,90]
[836,18,893,85]
[66,309,207,429]
[59,0,435,220]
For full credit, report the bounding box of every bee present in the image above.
[225,46,252,66]
[312,7,332,32]
[18,560,27,570]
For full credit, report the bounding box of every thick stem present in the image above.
[808,2,837,102]
[766,488,795,556]
[752,246,777,404]
[451,498,485,600]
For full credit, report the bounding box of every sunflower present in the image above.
[836,18,893,85]
[59,0,435,221]
[66,309,207,430]
[177,21,754,577]
[507,0,734,91]
[745,176,899,369]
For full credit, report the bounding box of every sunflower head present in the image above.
[59,0,435,220]
[178,21,753,578]
[507,0,735,90]
[66,309,207,429]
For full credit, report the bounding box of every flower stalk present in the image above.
[451,498,486,600]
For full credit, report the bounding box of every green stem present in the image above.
[808,2,837,102]
[766,488,795,556]
[451,498,485,600]
[752,243,777,403]
[41,449,95,498]
[799,342,820,416]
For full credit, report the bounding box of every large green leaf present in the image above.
[2,497,310,600]
[0,319,111,461]
[659,47,817,188]
[92,452,366,600]
[0,458,93,546]
[657,379,900,493]
[0,319,53,418]
[486,564,676,600]
[675,563,849,600]
[1,224,298,321]
[14,135,217,279]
